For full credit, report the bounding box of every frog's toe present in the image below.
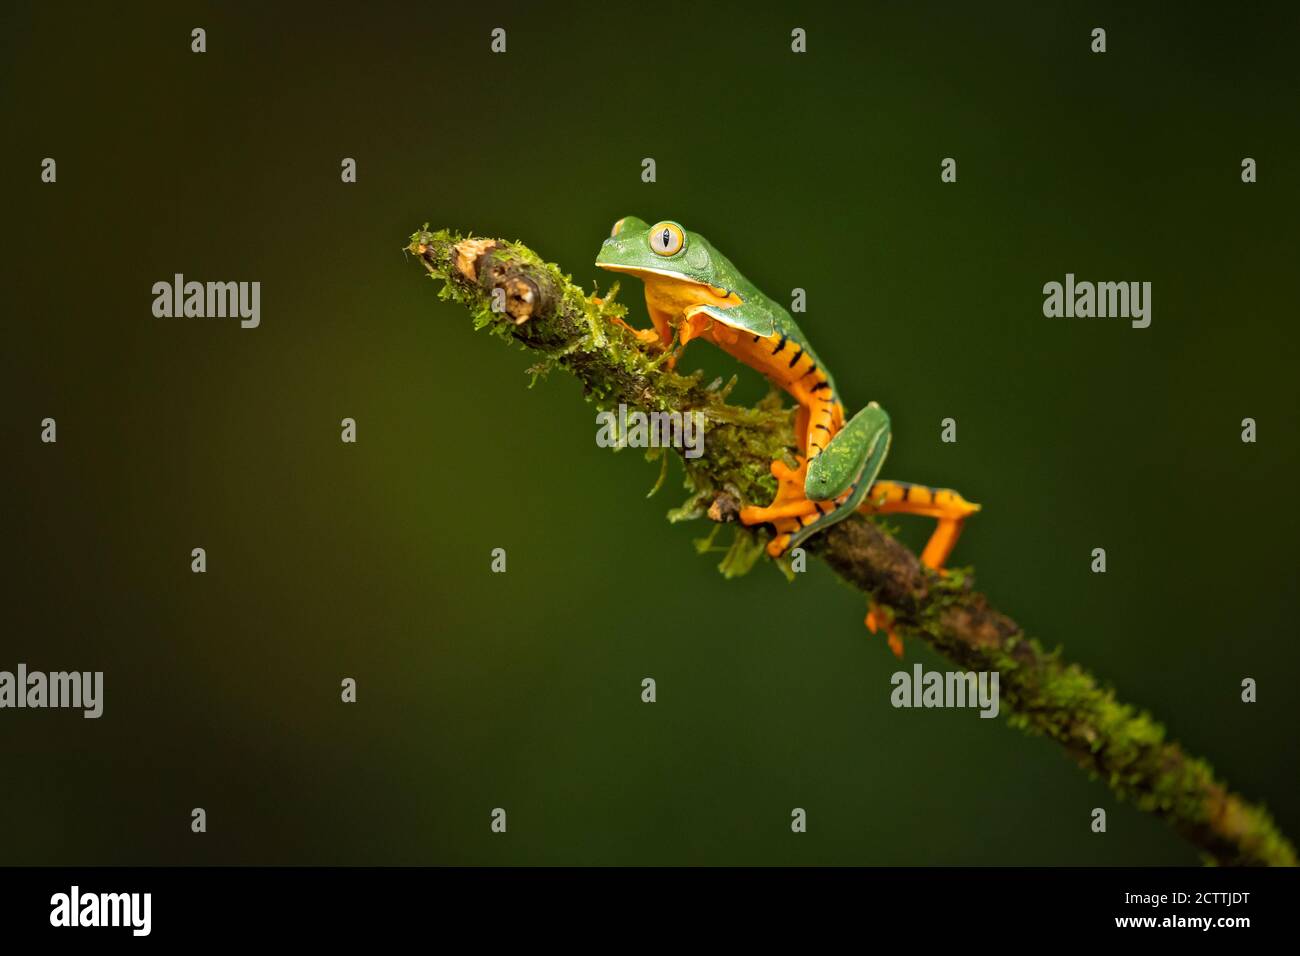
[739,498,819,525]
[765,514,808,557]
[610,316,665,348]
[865,599,905,657]
[770,457,807,484]
[740,455,817,526]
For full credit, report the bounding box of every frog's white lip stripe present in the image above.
[593,262,701,284]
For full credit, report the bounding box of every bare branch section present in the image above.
[407,227,1295,867]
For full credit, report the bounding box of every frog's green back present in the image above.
[695,233,838,399]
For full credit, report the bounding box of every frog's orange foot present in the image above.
[865,600,904,658]
[769,458,806,485]
[763,515,807,557]
[738,457,845,557]
[738,457,811,555]
[610,316,665,348]
[738,457,810,525]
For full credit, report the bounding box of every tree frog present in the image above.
[596,217,979,651]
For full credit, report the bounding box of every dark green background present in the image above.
[3,1,1296,865]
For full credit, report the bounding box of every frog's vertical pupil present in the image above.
[661,229,670,248]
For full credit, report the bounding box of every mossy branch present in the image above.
[407,226,1295,867]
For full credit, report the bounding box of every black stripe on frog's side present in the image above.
[772,333,788,355]
[787,347,804,368]
[811,379,837,405]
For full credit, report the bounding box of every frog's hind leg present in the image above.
[740,452,863,558]
[860,481,980,571]
[738,408,846,556]
[763,501,844,557]
[864,602,905,658]
[733,329,848,554]
[737,400,816,525]
[742,399,887,557]
[803,385,842,462]
[861,481,979,657]
[737,387,841,522]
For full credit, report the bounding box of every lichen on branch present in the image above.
[407,225,1296,867]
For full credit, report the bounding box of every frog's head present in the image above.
[595,216,728,289]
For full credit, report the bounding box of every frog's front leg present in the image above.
[610,301,674,351]
[610,317,664,347]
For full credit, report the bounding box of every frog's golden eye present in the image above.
[610,217,627,238]
[648,221,684,256]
